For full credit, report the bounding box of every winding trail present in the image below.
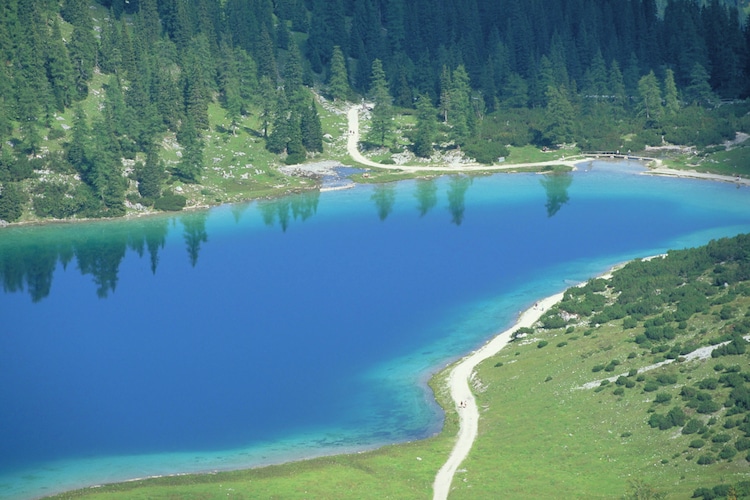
[343,103,749,499]
[345,106,750,187]
[345,106,583,172]
[431,293,565,500]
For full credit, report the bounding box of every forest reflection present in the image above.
[540,172,573,217]
[0,191,323,302]
[258,190,320,231]
[0,218,169,302]
[0,177,572,302]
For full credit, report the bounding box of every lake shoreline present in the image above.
[5,157,746,231]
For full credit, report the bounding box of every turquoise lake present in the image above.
[2,161,750,499]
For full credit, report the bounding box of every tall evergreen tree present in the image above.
[328,46,349,101]
[175,117,204,183]
[663,68,680,116]
[637,70,663,122]
[685,63,716,107]
[300,97,323,153]
[412,94,437,157]
[367,59,394,146]
[219,43,243,135]
[46,19,75,112]
[449,65,474,146]
[67,6,97,99]
[137,147,165,199]
[544,85,576,145]
[266,89,292,153]
[258,75,276,138]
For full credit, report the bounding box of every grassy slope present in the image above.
[49,242,750,499]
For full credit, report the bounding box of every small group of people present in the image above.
[458,400,467,408]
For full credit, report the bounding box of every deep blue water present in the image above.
[1,161,750,499]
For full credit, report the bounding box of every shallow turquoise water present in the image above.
[1,161,749,499]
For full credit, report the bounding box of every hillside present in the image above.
[1,0,749,225]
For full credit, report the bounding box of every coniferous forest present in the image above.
[1,0,750,223]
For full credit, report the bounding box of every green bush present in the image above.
[542,315,566,329]
[537,340,549,348]
[463,139,509,164]
[592,364,605,373]
[711,433,731,443]
[643,381,659,392]
[697,454,716,465]
[697,378,719,390]
[735,437,750,451]
[718,445,737,460]
[654,392,672,404]
[689,439,706,448]
[683,418,704,435]
[154,193,187,211]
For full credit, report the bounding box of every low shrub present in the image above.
[154,193,187,211]
[689,439,706,449]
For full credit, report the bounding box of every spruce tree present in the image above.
[412,94,437,158]
[258,75,276,138]
[137,148,165,200]
[266,90,291,154]
[637,70,663,122]
[663,68,680,116]
[328,46,349,101]
[367,59,394,147]
[300,97,323,153]
[0,182,27,222]
[67,9,97,100]
[175,117,204,183]
[449,65,473,146]
[219,43,243,135]
[685,63,716,107]
[544,85,576,145]
[46,19,75,112]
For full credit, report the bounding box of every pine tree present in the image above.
[255,28,278,81]
[0,182,27,222]
[219,43,243,135]
[67,8,97,100]
[544,85,576,145]
[328,46,349,101]
[412,94,437,158]
[258,75,276,138]
[449,65,474,146]
[137,0,162,45]
[637,70,663,122]
[300,97,323,153]
[663,68,680,116]
[502,73,529,108]
[67,105,91,170]
[46,19,75,112]
[175,117,204,183]
[266,89,291,154]
[137,148,165,199]
[284,114,306,164]
[98,15,122,74]
[685,63,716,107]
[367,59,394,146]
[439,65,452,123]
[235,47,258,115]
[609,59,626,108]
